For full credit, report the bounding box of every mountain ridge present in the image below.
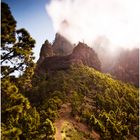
[36,41,101,75]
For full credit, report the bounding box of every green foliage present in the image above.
[2,76,56,140]
[1,2,16,46]
[17,63,36,92]
[2,78,30,123]
[3,63,137,139]
[1,3,56,140]
[30,65,139,139]
[1,2,35,77]
[71,91,84,116]
[18,107,40,139]
[39,119,56,140]
[39,92,63,122]
[1,78,40,139]
[2,125,22,140]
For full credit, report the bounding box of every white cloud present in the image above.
[46,0,140,48]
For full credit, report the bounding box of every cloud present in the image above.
[46,0,140,48]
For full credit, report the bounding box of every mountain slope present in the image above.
[93,41,139,87]
[30,65,139,140]
[110,48,139,87]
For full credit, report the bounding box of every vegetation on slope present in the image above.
[29,65,139,139]
[2,78,55,140]
[1,2,139,140]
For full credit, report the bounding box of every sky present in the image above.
[2,0,55,61]
[2,0,140,61]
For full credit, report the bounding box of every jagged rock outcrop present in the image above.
[36,42,101,74]
[37,33,74,65]
[37,40,54,64]
[52,33,74,56]
[70,42,101,70]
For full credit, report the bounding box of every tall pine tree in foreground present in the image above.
[1,2,56,140]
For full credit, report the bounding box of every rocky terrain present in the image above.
[37,40,101,75]
[52,33,74,56]
[37,33,139,87]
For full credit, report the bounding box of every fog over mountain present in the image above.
[46,0,140,50]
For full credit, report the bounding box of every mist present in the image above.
[46,0,140,49]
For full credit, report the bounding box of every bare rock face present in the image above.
[70,42,101,70]
[38,33,73,65]
[52,33,74,56]
[37,40,54,64]
[110,48,139,87]
[37,42,101,74]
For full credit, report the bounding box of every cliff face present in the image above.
[37,40,54,65]
[37,33,74,65]
[36,42,101,74]
[52,33,74,56]
[70,42,101,70]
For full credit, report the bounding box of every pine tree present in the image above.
[2,3,39,139]
[1,2,35,77]
[39,119,56,140]
[1,2,16,46]
[1,78,40,139]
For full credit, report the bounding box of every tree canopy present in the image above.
[1,3,56,140]
[1,2,35,77]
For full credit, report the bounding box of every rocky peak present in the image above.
[52,33,74,56]
[37,40,54,64]
[36,42,101,74]
[72,42,93,57]
[71,42,101,70]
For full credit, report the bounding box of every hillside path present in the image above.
[54,103,100,140]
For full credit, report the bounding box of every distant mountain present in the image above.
[38,34,139,87]
[110,48,139,87]
[93,38,139,87]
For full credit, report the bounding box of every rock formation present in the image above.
[36,42,101,75]
[36,33,139,87]
[37,33,74,65]
[37,40,54,65]
[52,33,74,56]
[70,42,101,70]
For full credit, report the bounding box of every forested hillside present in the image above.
[1,2,139,140]
[29,65,139,140]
